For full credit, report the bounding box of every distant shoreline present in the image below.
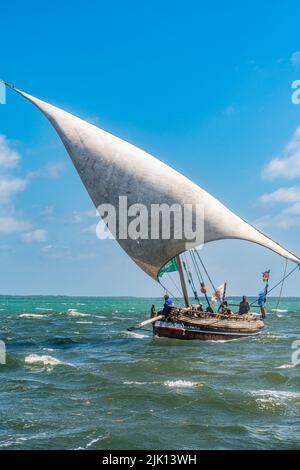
[0,295,299,299]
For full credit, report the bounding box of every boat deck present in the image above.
[175,312,264,332]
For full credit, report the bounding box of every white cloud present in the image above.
[0,216,31,234]
[291,51,300,67]
[83,223,98,234]
[222,105,236,116]
[28,161,66,180]
[21,229,48,243]
[0,135,20,169]
[263,127,300,180]
[0,176,27,203]
[40,244,71,259]
[255,214,300,230]
[46,161,66,178]
[71,208,98,224]
[283,202,300,215]
[259,186,300,205]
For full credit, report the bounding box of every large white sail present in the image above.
[4,82,300,279]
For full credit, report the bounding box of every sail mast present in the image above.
[176,255,190,307]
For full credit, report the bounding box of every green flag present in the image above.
[158,258,178,277]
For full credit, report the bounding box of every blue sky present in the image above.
[1,0,300,296]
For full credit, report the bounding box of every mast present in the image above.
[176,255,190,307]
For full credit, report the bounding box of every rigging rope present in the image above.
[182,253,199,302]
[189,250,212,309]
[190,250,204,285]
[158,277,180,303]
[167,272,183,298]
[274,258,288,310]
[193,249,217,293]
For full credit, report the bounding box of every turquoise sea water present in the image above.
[0,296,299,450]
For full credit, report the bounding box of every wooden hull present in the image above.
[153,320,263,341]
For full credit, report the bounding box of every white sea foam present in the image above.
[76,321,93,324]
[114,315,135,320]
[123,381,160,385]
[67,309,91,317]
[251,389,300,399]
[164,380,199,388]
[124,381,149,385]
[35,307,53,311]
[86,437,102,448]
[276,364,296,369]
[270,309,288,313]
[19,313,45,319]
[124,331,149,339]
[25,354,63,366]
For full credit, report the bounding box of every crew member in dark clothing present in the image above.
[239,296,250,315]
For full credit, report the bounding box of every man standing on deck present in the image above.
[239,296,250,315]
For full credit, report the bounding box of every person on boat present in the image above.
[258,289,267,319]
[260,305,266,319]
[239,296,250,315]
[218,301,232,315]
[163,294,173,316]
[150,304,157,318]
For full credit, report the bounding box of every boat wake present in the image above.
[123,330,149,339]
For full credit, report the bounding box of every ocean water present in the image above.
[0,296,299,450]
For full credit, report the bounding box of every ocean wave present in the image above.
[276,363,297,369]
[19,314,46,319]
[76,321,93,324]
[251,389,300,400]
[24,354,68,367]
[270,309,288,313]
[164,380,201,388]
[35,307,53,311]
[113,315,136,320]
[123,330,149,339]
[67,309,91,317]
[123,380,160,385]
